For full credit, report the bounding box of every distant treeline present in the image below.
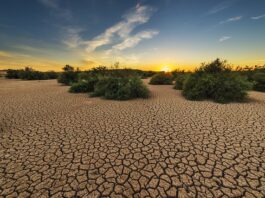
[6,67,58,80]
[4,66,156,81]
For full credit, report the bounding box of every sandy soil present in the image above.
[0,78,265,198]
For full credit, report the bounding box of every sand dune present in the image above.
[0,79,265,197]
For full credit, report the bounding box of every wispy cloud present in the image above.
[219,36,231,42]
[251,14,265,20]
[207,0,237,15]
[62,28,83,48]
[83,3,157,52]
[112,30,158,51]
[63,3,158,57]
[220,16,242,24]
[38,0,72,20]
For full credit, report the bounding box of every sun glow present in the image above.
[161,65,171,72]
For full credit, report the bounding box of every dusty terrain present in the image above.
[0,78,265,198]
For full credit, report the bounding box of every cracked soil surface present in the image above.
[0,78,265,198]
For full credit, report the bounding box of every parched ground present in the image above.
[0,78,265,198]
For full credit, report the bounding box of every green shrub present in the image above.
[69,77,99,93]
[174,74,188,90]
[149,72,173,85]
[182,59,252,103]
[6,68,58,80]
[45,71,58,79]
[69,81,91,93]
[91,77,150,100]
[252,72,265,92]
[6,69,22,79]
[212,74,252,103]
[90,77,110,97]
[58,65,79,85]
[182,73,216,100]
[128,77,150,98]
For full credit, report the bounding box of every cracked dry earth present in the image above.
[0,79,265,198]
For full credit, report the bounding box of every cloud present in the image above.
[220,16,242,24]
[219,36,231,42]
[61,3,158,67]
[207,0,237,15]
[62,28,83,48]
[112,30,159,51]
[251,14,265,20]
[83,3,157,52]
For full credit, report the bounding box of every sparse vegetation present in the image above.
[69,77,99,93]
[235,66,265,92]
[252,72,265,92]
[91,77,150,100]
[149,72,173,85]
[68,66,150,100]
[174,74,188,90]
[58,65,79,85]
[5,67,58,80]
[182,59,253,103]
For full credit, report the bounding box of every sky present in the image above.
[0,0,265,71]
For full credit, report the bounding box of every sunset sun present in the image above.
[161,65,171,72]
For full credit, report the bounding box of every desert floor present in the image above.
[0,78,265,198]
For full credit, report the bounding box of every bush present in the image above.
[90,78,110,97]
[6,68,58,80]
[174,74,188,90]
[252,72,265,92]
[6,69,22,79]
[45,71,58,79]
[69,81,92,93]
[212,74,252,103]
[182,59,252,103]
[149,72,173,85]
[91,77,150,100]
[58,65,79,85]
[69,77,99,93]
[182,73,216,100]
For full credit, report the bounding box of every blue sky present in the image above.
[0,0,265,71]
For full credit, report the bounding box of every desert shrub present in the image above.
[19,68,46,80]
[252,72,265,92]
[182,73,217,100]
[6,68,58,80]
[6,69,22,79]
[182,59,252,103]
[91,77,150,100]
[174,74,188,90]
[90,77,110,97]
[149,72,173,85]
[69,81,91,93]
[58,65,79,85]
[212,74,252,103]
[171,69,185,80]
[141,71,156,79]
[45,71,58,79]
[69,77,99,93]
[128,77,150,98]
